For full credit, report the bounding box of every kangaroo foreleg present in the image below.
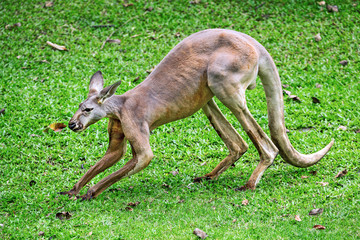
[194,99,248,182]
[60,119,127,196]
[80,120,154,200]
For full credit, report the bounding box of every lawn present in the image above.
[0,0,359,239]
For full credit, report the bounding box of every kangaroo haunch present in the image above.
[61,29,334,200]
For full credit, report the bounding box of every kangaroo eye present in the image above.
[84,108,93,112]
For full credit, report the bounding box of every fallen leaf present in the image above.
[106,39,121,44]
[200,161,207,166]
[38,231,45,236]
[190,0,201,4]
[5,23,21,30]
[335,169,348,178]
[312,97,320,104]
[30,134,41,137]
[314,33,322,42]
[29,180,36,186]
[0,108,5,115]
[317,181,329,186]
[309,208,323,215]
[232,219,237,223]
[301,176,309,179]
[125,207,133,211]
[242,199,249,206]
[46,41,68,51]
[175,32,181,37]
[355,129,360,134]
[145,7,154,12]
[88,231,92,236]
[337,125,347,131]
[193,228,208,239]
[170,170,179,176]
[45,1,54,7]
[178,199,185,203]
[315,83,322,88]
[127,201,140,207]
[317,1,326,5]
[339,60,348,66]
[55,212,72,220]
[289,95,301,102]
[40,60,50,64]
[123,3,134,7]
[282,84,289,88]
[133,76,140,82]
[283,90,291,96]
[295,215,302,221]
[313,224,326,230]
[326,5,338,12]
[131,34,140,38]
[16,55,22,59]
[44,123,67,132]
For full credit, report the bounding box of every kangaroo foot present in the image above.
[80,190,95,201]
[193,175,213,183]
[234,183,255,191]
[59,188,77,197]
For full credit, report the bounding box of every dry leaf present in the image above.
[317,1,326,5]
[193,228,208,239]
[133,76,140,82]
[145,7,154,12]
[301,176,309,179]
[355,129,360,134]
[200,161,207,166]
[45,1,54,7]
[106,39,121,44]
[123,3,134,7]
[312,97,320,104]
[232,219,237,223]
[289,95,301,102]
[16,55,22,59]
[317,181,329,186]
[46,41,68,51]
[175,32,181,37]
[242,199,249,206]
[44,123,67,132]
[125,207,133,211]
[326,5,338,12]
[170,170,179,176]
[335,169,348,178]
[313,224,326,230]
[283,90,291,96]
[88,231,93,236]
[338,125,347,130]
[38,231,45,236]
[314,33,322,42]
[295,215,302,221]
[339,60,348,66]
[178,199,185,203]
[190,0,201,4]
[127,201,140,207]
[282,84,289,88]
[0,108,5,115]
[315,83,322,88]
[131,34,140,38]
[5,23,21,30]
[55,212,71,220]
[309,208,323,215]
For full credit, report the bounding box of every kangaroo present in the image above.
[61,29,334,200]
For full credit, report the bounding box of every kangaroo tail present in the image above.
[257,47,334,168]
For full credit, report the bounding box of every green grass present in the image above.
[1,0,359,239]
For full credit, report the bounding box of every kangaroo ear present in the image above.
[97,80,121,104]
[89,71,104,96]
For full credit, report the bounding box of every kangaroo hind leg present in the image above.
[207,55,279,190]
[194,98,248,182]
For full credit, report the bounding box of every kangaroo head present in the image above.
[68,71,121,132]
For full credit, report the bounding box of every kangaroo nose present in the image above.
[68,122,76,130]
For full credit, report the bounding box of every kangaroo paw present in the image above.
[234,184,255,191]
[80,190,95,201]
[59,189,77,197]
[193,176,213,183]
